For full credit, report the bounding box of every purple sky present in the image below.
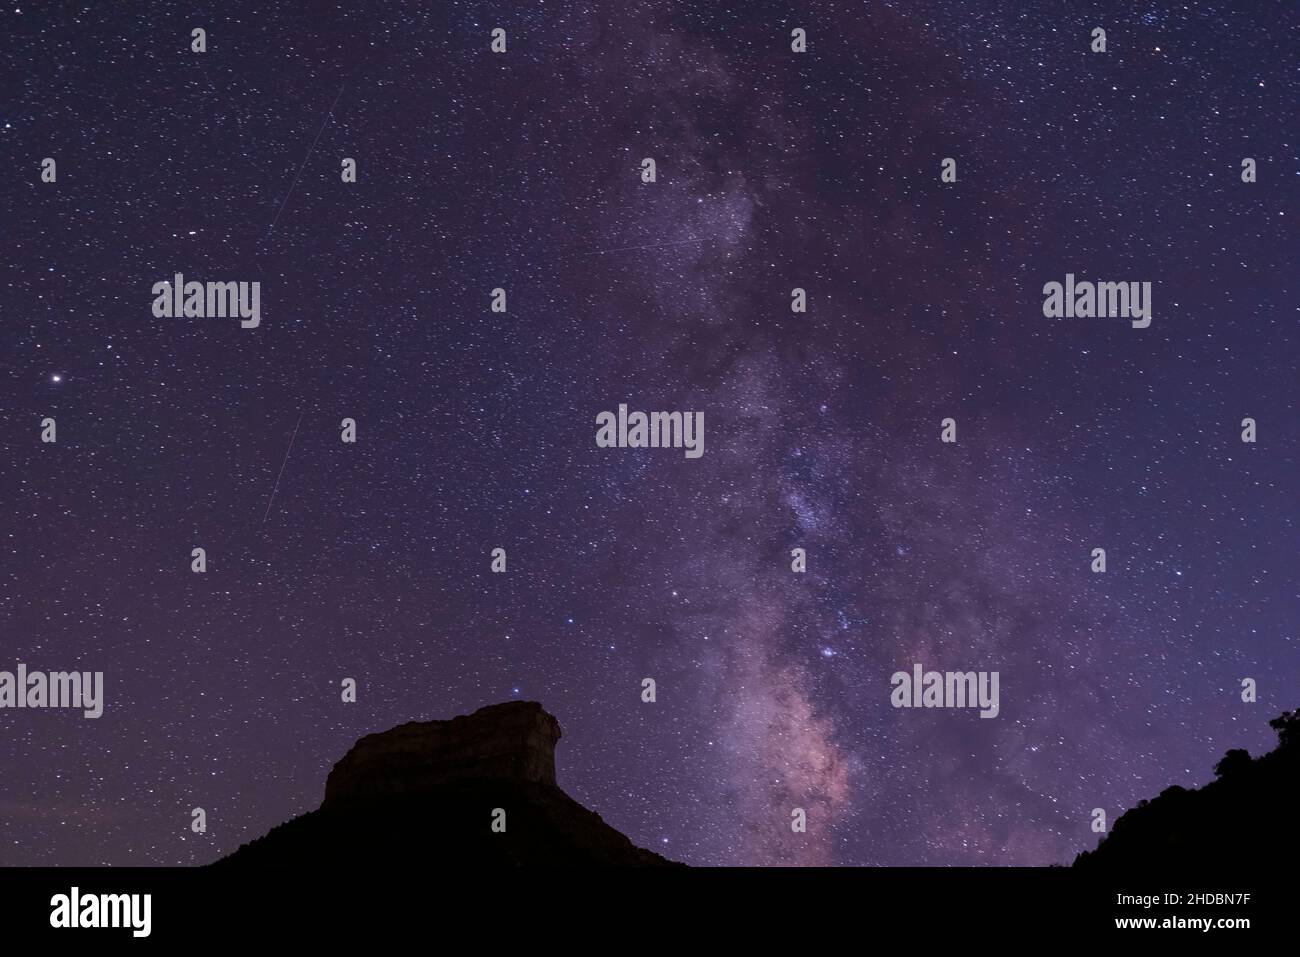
[2,0,1296,866]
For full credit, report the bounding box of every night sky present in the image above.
[2,1,1296,867]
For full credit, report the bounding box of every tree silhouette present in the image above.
[1212,748,1251,778]
[1268,709,1299,749]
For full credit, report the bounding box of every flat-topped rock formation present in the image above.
[324,701,562,806]
[218,701,679,868]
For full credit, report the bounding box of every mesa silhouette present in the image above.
[217,701,680,867]
[1073,709,1299,871]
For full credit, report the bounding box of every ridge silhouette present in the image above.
[1073,709,1299,870]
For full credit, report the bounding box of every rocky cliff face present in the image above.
[324,701,562,806]
[219,701,679,868]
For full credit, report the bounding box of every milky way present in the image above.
[2,1,1296,866]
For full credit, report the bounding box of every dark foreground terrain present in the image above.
[1074,709,1299,870]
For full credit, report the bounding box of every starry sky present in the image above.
[2,1,1296,867]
